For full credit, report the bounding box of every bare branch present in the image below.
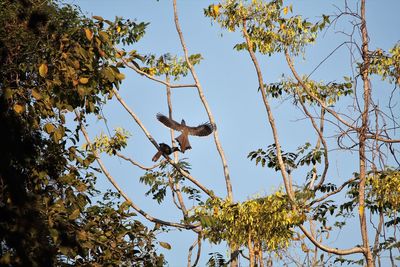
[285,51,357,131]
[187,233,202,267]
[165,74,188,217]
[241,19,293,201]
[294,91,329,189]
[76,111,196,230]
[113,88,215,198]
[309,177,357,206]
[173,0,233,200]
[116,152,164,170]
[299,225,364,255]
[365,135,400,143]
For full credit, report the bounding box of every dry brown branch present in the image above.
[299,225,364,255]
[294,90,329,189]
[309,177,357,206]
[165,74,188,217]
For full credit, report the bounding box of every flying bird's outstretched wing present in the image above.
[187,123,214,137]
[156,113,185,131]
[155,113,214,153]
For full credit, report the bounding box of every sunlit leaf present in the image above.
[84,28,93,41]
[39,63,48,78]
[79,77,89,84]
[13,104,24,114]
[159,241,171,250]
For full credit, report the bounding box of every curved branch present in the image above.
[187,233,202,267]
[173,0,233,201]
[299,225,364,255]
[116,152,164,170]
[241,19,294,201]
[295,91,329,189]
[76,111,196,230]
[113,88,214,198]
[309,177,357,206]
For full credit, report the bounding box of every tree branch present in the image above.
[76,111,196,230]
[113,88,214,198]
[121,57,196,88]
[173,0,233,201]
[116,152,164,170]
[285,51,357,131]
[299,225,364,255]
[241,19,294,201]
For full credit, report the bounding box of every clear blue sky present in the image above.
[66,0,399,265]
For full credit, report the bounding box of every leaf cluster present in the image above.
[194,192,305,252]
[204,0,330,55]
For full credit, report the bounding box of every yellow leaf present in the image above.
[39,63,48,78]
[283,6,288,15]
[84,28,93,41]
[213,4,220,16]
[301,243,309,253]
[32,89,42,100]
[44,123,55,133]
[13,104,24,114]
[116,73,125,80]
[79,77,89,84]
[116,26,121,33]
[159,241,171,250]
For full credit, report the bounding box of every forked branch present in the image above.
[113,88,214,198]
[76,111,196,230]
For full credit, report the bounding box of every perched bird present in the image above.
[156,113,214,153]
[152,143,180,162]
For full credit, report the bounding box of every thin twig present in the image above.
[285,51,357,131]
[116,152,164,170]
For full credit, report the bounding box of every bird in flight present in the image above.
[152,143,180,162]
[156,113,214,153]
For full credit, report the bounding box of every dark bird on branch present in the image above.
[156,113,214,153]
[152,143,180,162]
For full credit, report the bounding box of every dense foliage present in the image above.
[0,0,163,265]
